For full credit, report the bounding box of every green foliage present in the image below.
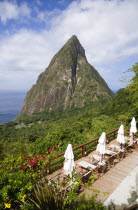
[29,180,65,210]
[0,152,53,209]
[126,62,138,114]
[71,193,106,210]
[0,103,127,161]
[20,172,80,210]
[117,114,128,123]
[26,173,105,210]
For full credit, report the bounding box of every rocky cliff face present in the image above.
[21,35,113,115]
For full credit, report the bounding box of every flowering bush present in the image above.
[27,172,106,210]
[0,149,56,210]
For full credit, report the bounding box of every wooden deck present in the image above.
[47,137,138,204]
[82,149,138,202]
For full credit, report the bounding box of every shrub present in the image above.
[0,151,53,209]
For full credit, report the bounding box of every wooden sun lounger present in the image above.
[105,150,116,156]
[77,160,97,170]
[77,160,100,180]
[123,144,134,157]
[107,144,126,161]
[81,170,92,183]
[106,155,116,169]
[90,154,101,161]
[104,149,124,169]
[88,154,101,165]
[108,144,121,151]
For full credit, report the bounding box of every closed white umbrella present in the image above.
[130,117,137,134]
[63,144,75,177]
[96,132,106,162]
[117,124,125,148]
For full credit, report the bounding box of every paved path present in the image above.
[104,165,138,208]
[82,150,138,204]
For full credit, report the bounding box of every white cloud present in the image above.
[0,1,18,23]
[0,1,31,24]
[0,0,138,91]
[0,29,56,91]
[19,3,31,17]
[49,0,138,65]
[36,9,61,23]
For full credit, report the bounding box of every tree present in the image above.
[126,62,138,117]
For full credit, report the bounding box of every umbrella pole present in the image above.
[132,132,134,141]
[101,154,103,163]
[120,143,122,150]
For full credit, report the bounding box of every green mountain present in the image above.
[21,35,113,115]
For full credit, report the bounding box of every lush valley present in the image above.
[1,61,138,159]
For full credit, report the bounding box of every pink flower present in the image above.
[48,149,54,152]
[62,182,67,185]
[27,159,31,162]
[21,166,27,169]
[28,158,37,166]
[41,155,46,159]
[23,154,28,159]
[36,156,40,160]
[28,161,36,166]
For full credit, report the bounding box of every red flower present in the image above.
[41,155,46,159]
[53,146,57,149]
[8,163,12,165]
[61,182,67,185]
[21,166,27,169]
[28,162,36,166]
[48,149,54,152]
[28,158,37,166]
[27,159,31,162]
[36,156,40,160]
[23,154,28,159]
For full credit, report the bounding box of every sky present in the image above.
[0,0,138,93]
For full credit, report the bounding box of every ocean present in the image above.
[0,92,26,124]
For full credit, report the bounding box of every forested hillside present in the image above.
[0,63,137,159]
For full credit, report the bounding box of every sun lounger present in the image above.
[77,160,100,178]
[88,154,101,165]
[109,144,121,151]
[97,161,107,176]
[123,144,133,156]
[108,145,126,160]
[77,160,97,170]
[106,155,116,169]
[91,154,101,161]
[81,170,92,183]
[105,150,116,156]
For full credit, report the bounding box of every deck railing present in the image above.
[48,128,136,173]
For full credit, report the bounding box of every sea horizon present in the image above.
[0,91,26,124]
